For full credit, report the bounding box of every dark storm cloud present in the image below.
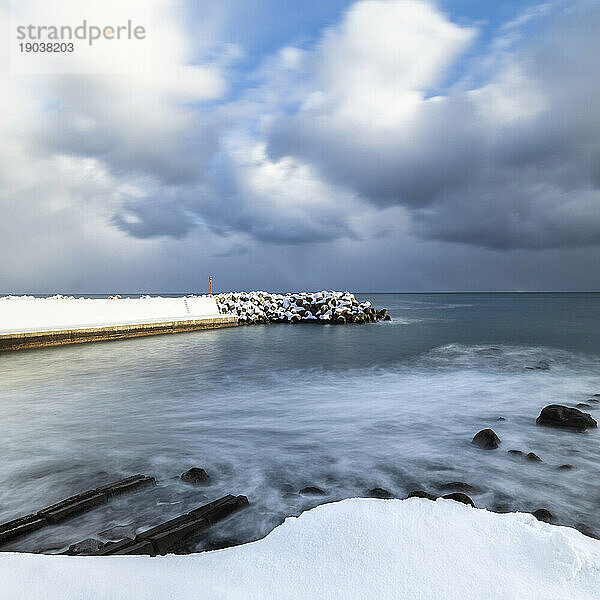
[265,1,600,250]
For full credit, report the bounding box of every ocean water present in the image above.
[1,293,599,553]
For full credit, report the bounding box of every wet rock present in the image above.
[100,524,137,540]
[588,398,600,404]
[472,428,500,449]
[536,405,597,431]
[368,487,393,499]
[66,538,105,556]
[496,417,506,421]
[509,450,541,461]
[576,403,593,409]
[407,490,437,501]
[575,523,599,540]
[299,486,326,496]
[558,464,574,470]
[532,509,555,524]
[441,482,476,493]
[181,467,210,485]
[442,493,475,507]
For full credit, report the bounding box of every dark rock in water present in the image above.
[526,452,542,462]
[442,493,475,507]
[67,538,105,555]
[407,490,437,501]
[558,464,574,470]
[576,403,593,409]
[508,450,523,456]
[299,486,326,496]
[536,405,597,431]
[472,428,500,449]
[206,538,243,551]
[384,315,391,321]
[532,509,555,524]
[588,398,600,403]
[526,360,550,371]
[575,523,599,540]
[441,482,476,493]
[496,416,506,421]
[100,524,137,541]
[181,467,210,484]
[368,487,393,499]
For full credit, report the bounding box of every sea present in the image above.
[1,292,599,553]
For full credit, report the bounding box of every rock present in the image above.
[532,509,555,524]
[368,487,393,499]
[442,493,475,507]
[526,452,542,462]
[575,523,599,540]
[299,486,326,496]
[181,467,210,484]
[66,538,105,555]
[407,490,437,501]
[536,405,597,431]
[576,403,593,409]
[588,398,600,403]
[558,464,574,470]
[496,417,506,421]
[384,315,391,321]
[472,429,500,449]
[100,524,137,540]
[509,450,541,462]
[441,482,476,493]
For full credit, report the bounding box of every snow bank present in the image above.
[1,498,598,600]
[0,296,221,334]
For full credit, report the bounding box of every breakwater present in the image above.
[215,291,389,324]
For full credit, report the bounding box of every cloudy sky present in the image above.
[1,0,599,293]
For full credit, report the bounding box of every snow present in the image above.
[1,498,599,600]
[0,296,222,334]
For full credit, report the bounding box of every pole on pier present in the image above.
[209,276,213,297]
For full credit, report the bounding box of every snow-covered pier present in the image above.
[0,295,236,352]
[0,291,389,351]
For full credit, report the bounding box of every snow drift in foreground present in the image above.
[1,498,599,600]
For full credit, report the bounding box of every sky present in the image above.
[1,0,599,293]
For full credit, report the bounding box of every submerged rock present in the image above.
[100,524,137,540]
[442,493,475,507]
[526,452,542,462]
[526,360,550,371]
[299,486,326,496]
[576,403,593,409]
[558,464,574,470]
[532,509,555,524]
[536,405,597,431]
[440,482,476,493]
[66,538,104,555]
[472,429,501,449]
[368,487,393,499]
[508,450,523,456]
[181,467,210,484]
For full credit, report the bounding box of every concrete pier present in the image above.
[0,315,238,352]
